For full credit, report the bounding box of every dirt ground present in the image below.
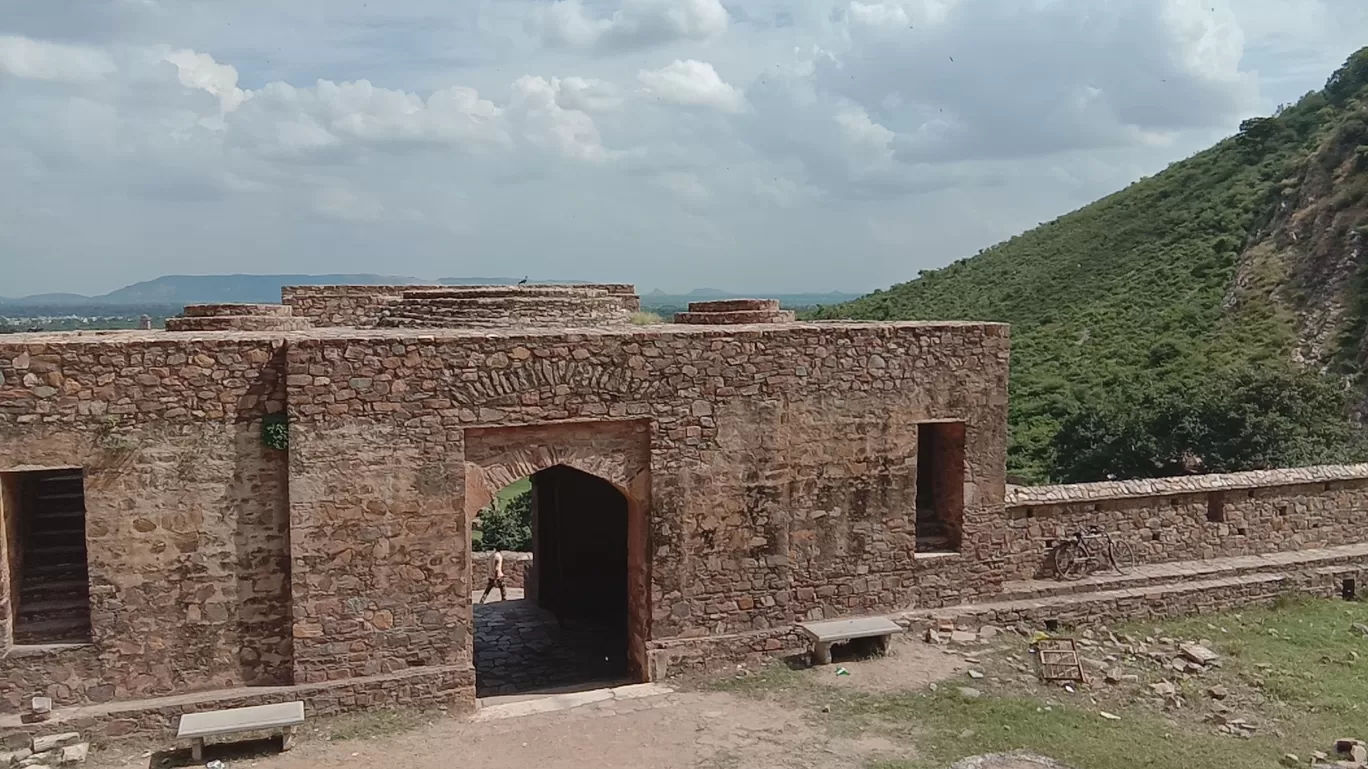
[92,691,903,769]
[807,637,971,694]
[88,639,963,769]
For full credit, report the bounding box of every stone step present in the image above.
[166,315,313,332]
[17,596,90,621]
[686,299,780,313]
[26,528,86,549]
[12,616,92,645]
[996,541,1368,603]
[32,471,83,486]
[21,561,89,580]
[377,293,635,328]
[395,295,624,308]
[19,579,89,602]
[898,572,1296,631]
[403,286,614,300]
[25,510,86,529]
[182,303,295,318]
[916,534,956,553]
[24,544,87,561]
[673,309,795,325]
[33,489,85,501]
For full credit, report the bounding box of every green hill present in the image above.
[814,48,1368,482]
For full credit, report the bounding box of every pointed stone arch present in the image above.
[462,419,652,680]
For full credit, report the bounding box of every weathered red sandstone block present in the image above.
[166,316,312,332]
[673,309,797,325]
[686,299,781,313]
[182,304,295,318]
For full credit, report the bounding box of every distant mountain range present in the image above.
[0,274,859,310]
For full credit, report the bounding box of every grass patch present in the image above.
[717,598,1368,769]
[630,311,665,325]
[301,707,432,743]
[838,688,1275,769]
[1118,597,1368,733]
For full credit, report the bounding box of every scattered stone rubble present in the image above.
[1,731,88,768]
[1290,738,1368,768]
[920,616,1368,769]
[949,752,1075,769]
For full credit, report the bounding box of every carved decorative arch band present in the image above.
[462,419,651,514]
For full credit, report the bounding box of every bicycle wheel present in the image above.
[1054,541,1083,580]
[1108,540,1136,574]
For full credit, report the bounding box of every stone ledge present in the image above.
[3,643,93,660]
[996,541,1368,602]
[685,299,780,313]
[673,309,797,325]
[402,286,616,300]
[166,316,312,332]
[0,666,474,744]
[895,565,1361,631]
[281,285,433,297]
[0,319,1005,345]
[182,304,294,318]
[1007,464,1368,506]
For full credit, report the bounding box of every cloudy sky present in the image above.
[1,0,1365,297]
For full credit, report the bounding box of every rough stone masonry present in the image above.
[0,284,1363,740]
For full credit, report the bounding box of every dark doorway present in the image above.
[473,464,630,698]
[915,422,965,554]
[3,468,91,644]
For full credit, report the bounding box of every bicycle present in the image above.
[1051,525,1135,580]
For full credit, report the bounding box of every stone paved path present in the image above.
[473,594,628,697]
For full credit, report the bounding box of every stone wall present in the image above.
[167,304,311,333]
[282,284,642,329]
[674,299,796,325]
[281,286,423,328]
[0,337,293,711]
[281,321,1012,673]
[471,551,530,590]
[1001,465,1368,580]
[287,417,467,685]
[2,314,1368,733]
[378,286,636,329]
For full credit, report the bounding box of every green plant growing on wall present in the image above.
[262,413,289,451]
[96,415,138,453]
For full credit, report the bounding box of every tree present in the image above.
[474,489,532,551]
[1048,366,1365,483]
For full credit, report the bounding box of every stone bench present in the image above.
[798,616,902,665]
[177,701,305,761]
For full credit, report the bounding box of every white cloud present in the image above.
[654,171,711,207]
[536,0,728,52]
[314,186,386,222]
[835,107,895,169]
[552,76,623,112]
[162,48,247,113]
[0,0,1364,298]
[226,78,508,157]
[638,59,744,112]
[0,35,117,83]
[508,75,614,162]
[848,2,910,27]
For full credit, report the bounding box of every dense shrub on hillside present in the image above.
[812,47,1368,482]
[1047,367,1365,483]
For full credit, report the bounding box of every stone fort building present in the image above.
[0,284,1364,738]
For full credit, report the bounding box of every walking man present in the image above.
[480,550,507,604]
